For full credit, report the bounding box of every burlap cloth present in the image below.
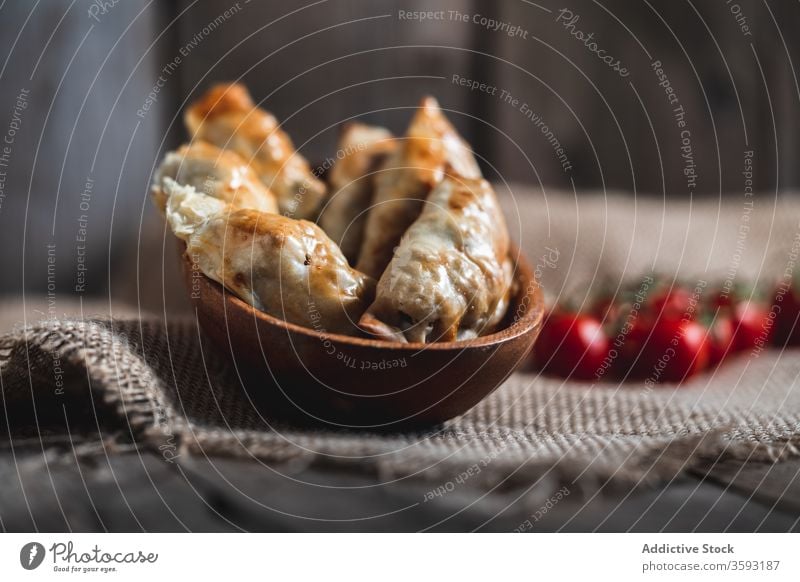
[2,188,800,493]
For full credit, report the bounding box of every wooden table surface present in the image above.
[1,447,798,532]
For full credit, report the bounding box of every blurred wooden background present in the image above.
[0,0,797,304]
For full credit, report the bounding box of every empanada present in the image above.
[184,82,326,219]
[359,174,511,343]
[164,180,375,335]
[152,141,278,214]
[355,97,481,279]
[318,123,396,263]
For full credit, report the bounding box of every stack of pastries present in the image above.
[153,83,512,343]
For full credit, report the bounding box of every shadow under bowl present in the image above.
[182,245,544,429]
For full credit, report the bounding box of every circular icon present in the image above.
[19,542,45,570]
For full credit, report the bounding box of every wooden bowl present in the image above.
[182,245,544,429]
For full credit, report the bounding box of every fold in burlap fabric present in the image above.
[2,189,800,491]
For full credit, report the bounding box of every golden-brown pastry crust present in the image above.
[152,141,278,214]
[185,82,326,219]
[359,174,510,343]
[165,183,374,335]
[185,83,255,121]
[318,123,396,263]
[355,96,481,279]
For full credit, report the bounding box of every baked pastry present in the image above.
[152,141,278,214]
[355,97,481,279]
[359,174,511,343]
[154,85,513,341]
[318,123,396,263]
[164,179,375,335]
[184,82,326,219]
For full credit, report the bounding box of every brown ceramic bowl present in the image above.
[182,245,544,429]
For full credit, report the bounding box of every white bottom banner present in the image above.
[1,533,797,581]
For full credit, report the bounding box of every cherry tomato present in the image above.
[706,316,735,368]
[706,288,736,311]
[613,318,650,380]
[773,282,800,347]
[648,286,696,320]
[731,300,772,353]
[532,311,610,381]
[590,295,620,325]
[615,315,709,383]
[703,286,770,360]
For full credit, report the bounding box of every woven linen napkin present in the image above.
[1,188,799,492]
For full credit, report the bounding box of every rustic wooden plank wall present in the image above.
[0,1,171,300]
[0,0,797,301]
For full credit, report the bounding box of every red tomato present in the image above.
[773,282,800,347]
[613,318,650,380]
[648,286,696,320]
[532,311,610,381]
[707,316,735,368]
[591,295,620,325]
[731,301,772,353]
[707,289,736,311]
[615,316,709,383]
